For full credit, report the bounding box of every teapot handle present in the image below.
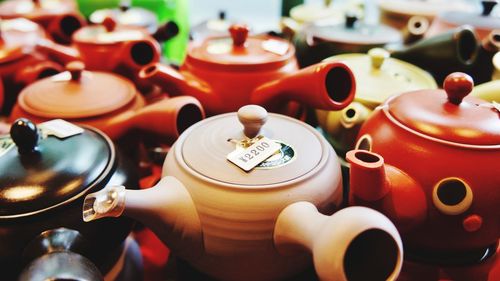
[274,202,403,281]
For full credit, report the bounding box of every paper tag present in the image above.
[39,119,84,139]
[0,136,15,158]
[261,39,290,56]
[227,137,281,172]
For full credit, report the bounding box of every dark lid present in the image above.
[307,14,402,46]
[0,119,114,218]
[386,73,500,146]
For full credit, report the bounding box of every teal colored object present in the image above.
[76,0,189,64]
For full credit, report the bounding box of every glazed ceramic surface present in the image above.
[316,48,437,156]
[426,0,500,40]
[294,14,402,67]
[139,24,356,116]
[0,119,136,279]
[347,73,500,273]
[84,105,403,281]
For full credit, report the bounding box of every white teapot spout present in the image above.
[83,176,203,260]
[274,202,403,281]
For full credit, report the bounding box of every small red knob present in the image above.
[443,72,474,105]
[66,61,85,81]
[229,24,249,47]
[102,16,117,32]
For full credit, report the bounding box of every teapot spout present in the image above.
[139,63,214,105]
[46,13,86,44]
[251,61,355,112]
[83,176,203,260]
[274,202,403,281]
[346,149,427,232]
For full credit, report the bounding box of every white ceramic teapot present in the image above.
[83,105,403,281]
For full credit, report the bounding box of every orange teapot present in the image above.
[347,73,500,280]
[138,24,356,116]
[0,0,85,44]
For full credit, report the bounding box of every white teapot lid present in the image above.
[178,105,327,186]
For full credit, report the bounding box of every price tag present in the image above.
[261,39,290,56]
[227,137,281,172]
[39,119,84,139]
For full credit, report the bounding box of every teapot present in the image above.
[0,0,86,44]
[83,105,403,281]
[316,48,437,163]
[293,13,402,67]
[138,24,356,116]
[426,0,500,40]
[36,16,175,82]
[0,119,138,279]
[0,18,64,114]
[9,61,204,141]
[347,73,500,280]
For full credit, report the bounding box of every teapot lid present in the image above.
[0,119,113,218]
[186,24,295,71]
[89,4,158,34]
[325,49,437,107]
[0,0,75,19]
[18,61,136,119]
[290,1,343,24]
[0,18,46,63]
[177,105,327,186]
[438,1,500,30]
[306,14,401,46]
[377,0,476,17]
[386,72,500,146]
[73,17,150,45]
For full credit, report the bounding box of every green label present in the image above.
[256,141,295,169]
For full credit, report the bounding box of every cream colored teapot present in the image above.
[83,105,403,281]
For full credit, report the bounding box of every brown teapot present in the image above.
[138,24,356,117]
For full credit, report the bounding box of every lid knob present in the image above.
[66,61,85,81]
[345,13,358,29]
[443,72,474,105]
[119,0,131,12]
[102,16,117,32]
[368,48,389,69]
[481,0,497,16]
[218,10,226,20]
[238,105,268,138]
[10,118,39,154]
[229,24,249,47]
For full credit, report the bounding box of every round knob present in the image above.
[66,61,85,81]
[119,0,131,12]
[229,24,249,47]
[345,13,358,29]
[481,0,497,16]
[218,10,226,20]
[443,72,474,105]
[369,48,389,70]
[238,105,268,139]
[102,16,117,32]
[10,118,39,154]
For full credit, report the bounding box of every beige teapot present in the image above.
[83,105,403,281]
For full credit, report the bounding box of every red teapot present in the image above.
[138,24,356,117]
[347,73,499,280]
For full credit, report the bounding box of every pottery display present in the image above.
[316,48,437,158]
[426,0,500,40]
[9,61,204,142]
[0,0,86,44]
[389,25,480,84]
[138,24,356,117]
[0,118,138,279]
[377,0,477,29]
[0,18,63,115]
[294,13,402,67]
[347,72,500,280]
[83,104,403,281]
